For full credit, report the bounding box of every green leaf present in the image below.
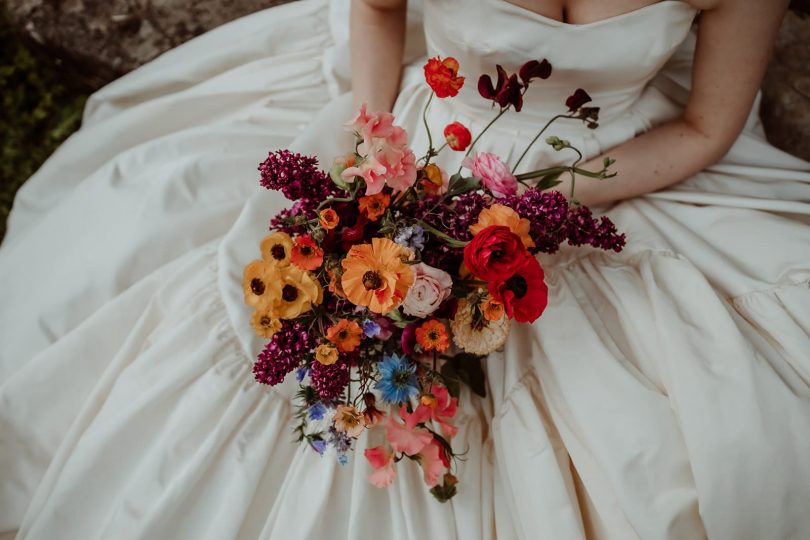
[445,174,481,198]
[440,362,462,399]
[533,170,564,191]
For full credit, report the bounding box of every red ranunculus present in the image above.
[443,122,472,151]
[463,225,529,282]
[424,57,465,98]
[489,255,548,323]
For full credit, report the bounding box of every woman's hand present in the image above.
[350,0,408,113]
[559,0,790,206]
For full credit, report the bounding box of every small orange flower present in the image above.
[326,319,363,352]
[358,193,391,222]
[319,208,339,230]
[424,56,465,98]
[315,344,339,366]
[416,320,450,353]
[481,298,505,321]
[260,232,293,267]
[291,235,324,271]
[250,307,281,338]
[327,268,346,299]
[470,204,535,249]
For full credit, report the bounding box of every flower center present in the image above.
[362,271,383,290]
[505,274,528,299]
[270,244,286,261]
[300,246,312,256]
[394,371,412,387]
[250,278,266,295]
[338,330,348,339]
[260,316,273,327]
[490,249,504,261]
[428,331,439,341]
[282,284,299,302]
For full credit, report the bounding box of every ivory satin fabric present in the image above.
[2,1,809,538]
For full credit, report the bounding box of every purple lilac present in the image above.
[253,321,316,386]
[565,206,626,252]
[502,189,569,254]
[258,149,340,202]
[309,359,351,401]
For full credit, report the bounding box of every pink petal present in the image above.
[386,415,432,455]
[368,460,397,488]
[419,439,446,487]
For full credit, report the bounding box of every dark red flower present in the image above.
[463,225,529,282]
[565,88,592,112]
[424,57,465,98]
[478,65,524,111]
[489,256,548,323]
[443,122,472,151]
[518,59,552,87]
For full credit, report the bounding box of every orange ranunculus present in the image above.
[341,238,414,314]
[469,204,535,249]
[291,235,324,271]
[315,343,339,366]
[250,306,282,338]
[319,208,339,230]
[326,319,363,352]
[272,265,323,319]
[358,193,391,222]
[424,56,465,98]
[420,164,449,195]
[416,320,450,353]
[260,232,293,267]
[243,260,281,309]
[481,298,505,321]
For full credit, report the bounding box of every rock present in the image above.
[5,0,294,90]
[760,10,810,162]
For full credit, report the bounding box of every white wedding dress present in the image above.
[1,0,809,538]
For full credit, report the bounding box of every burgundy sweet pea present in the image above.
[518,59,552,87]
[565,88,592,112]
[478,65,524,111]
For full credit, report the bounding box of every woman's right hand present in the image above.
[350,0,408,113]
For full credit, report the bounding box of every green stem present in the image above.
[456,107,510,174]
[511,114,572,174]
[416,220,469,248]
[422,91,435,156]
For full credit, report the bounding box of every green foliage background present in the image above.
[0,7,88,243]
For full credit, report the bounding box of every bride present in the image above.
[1,0,808,538]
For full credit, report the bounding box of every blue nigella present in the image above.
[375,353,419,404]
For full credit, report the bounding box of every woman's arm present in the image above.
[560,0,790,206]
[350,0,408,113]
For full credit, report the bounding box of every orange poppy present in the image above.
[315,344,339,366]
[416,320,450,353]
[341,238,414,314]
[291,235,324,271]
[243,260,280,309]
[481,298,505,321]
[326,319,363,352]
[250,307,282,338]
[260,232,293,267]
[272,265,323,319]
[358,193,391,222]
[319,208,339,230]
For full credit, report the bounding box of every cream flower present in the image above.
[450,298,510,355]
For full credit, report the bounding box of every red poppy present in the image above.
[423,57,465,98]
[488,255,548,323]
[443,122,472,151]
[478,65,524,111]
[463,225,529,282]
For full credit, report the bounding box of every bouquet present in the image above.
[243,56,625,501]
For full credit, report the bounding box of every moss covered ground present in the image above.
[0,7,88,242]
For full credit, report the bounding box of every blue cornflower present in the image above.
[296,366,308,383]
[337,453,349,466]
[308,402,327,421]
[394,225,426,251]
[362,319,381,338]
[311,439,327,456]
[375,353,419,404]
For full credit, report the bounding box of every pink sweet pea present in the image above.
[462,152,518,198]
[386,405,432,455]
[418,438,447,487]
[420,385,459,438]
[364,445,397,488]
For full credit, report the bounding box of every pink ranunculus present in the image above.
[462,152,518,198]
[364,445,397,488]
[418,438,447,487]
[386,405,432,455]
[402,263,454,318]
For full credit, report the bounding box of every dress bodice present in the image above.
[423,0,698,127]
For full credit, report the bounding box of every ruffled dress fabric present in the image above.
[1,1,809,539]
